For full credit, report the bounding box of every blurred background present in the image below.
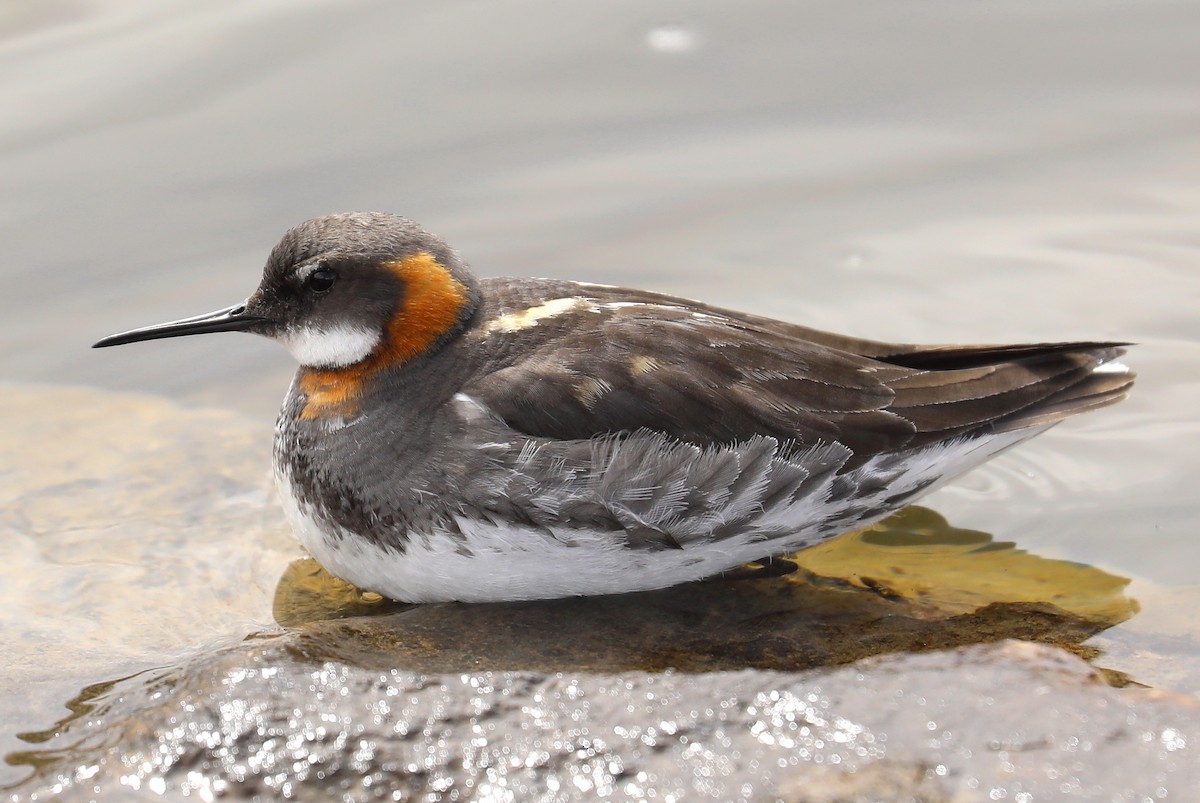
[8,0,1198,414]
[2,0,1200,767]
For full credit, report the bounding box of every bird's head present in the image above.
[94,212,481,373]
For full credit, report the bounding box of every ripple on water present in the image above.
[0,384,299,788]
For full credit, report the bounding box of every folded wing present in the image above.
[464,299,1133,467]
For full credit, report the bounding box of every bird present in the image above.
[94,212,1135,603]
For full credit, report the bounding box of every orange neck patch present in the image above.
[297,252,470,421]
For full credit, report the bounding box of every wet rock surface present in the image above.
[266,558,1134,681]
[10,641,1198,802]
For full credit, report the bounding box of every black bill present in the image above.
[93,304,267,348]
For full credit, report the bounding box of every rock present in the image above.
[10,640,1198,801]
[265,558,1132,677]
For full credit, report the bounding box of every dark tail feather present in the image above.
[879,341,1132,371]
[993,360,1135,431]
[879,342,1135,441]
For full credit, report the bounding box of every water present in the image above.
[3,0,1199,792]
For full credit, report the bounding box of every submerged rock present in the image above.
[9,641,1198,801]
[267,557,1130,678]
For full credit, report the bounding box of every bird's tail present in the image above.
[992,348,1134,431]
[881,341,1135,434]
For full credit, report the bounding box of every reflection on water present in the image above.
[5,673,143,783]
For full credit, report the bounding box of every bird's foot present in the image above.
[711,556,799,582]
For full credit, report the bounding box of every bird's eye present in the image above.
[307,267,337,293]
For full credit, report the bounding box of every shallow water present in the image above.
[2,0,1199,793]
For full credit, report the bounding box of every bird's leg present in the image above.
[709,556,799,582]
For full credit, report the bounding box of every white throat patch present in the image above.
[279,325,380,368]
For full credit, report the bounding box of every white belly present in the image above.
[275,469,821,602]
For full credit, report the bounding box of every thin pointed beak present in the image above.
[92,303,269,348]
